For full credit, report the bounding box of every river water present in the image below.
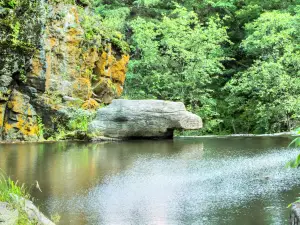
[0,137,300,225]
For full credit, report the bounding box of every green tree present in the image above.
[90,0,300,134]
[126,6,230,132]
[224,11,300,133]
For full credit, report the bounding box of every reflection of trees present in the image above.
[0,140,205,224]
[0,143,43,183]
[0,140,204,198]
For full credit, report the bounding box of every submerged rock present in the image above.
[89,99,202,139]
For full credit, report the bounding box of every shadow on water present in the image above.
[0,136,300,225]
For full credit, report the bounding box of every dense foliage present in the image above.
[81,1,299,133]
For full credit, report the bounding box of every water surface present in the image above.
[0,137,300,225]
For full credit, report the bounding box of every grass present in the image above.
[0,173,60,224]
[0,174,28,203]
[0,173,34,224]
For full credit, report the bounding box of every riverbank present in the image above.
[177,132,298,139]
[0,175,55,225]
[0,131,298,144]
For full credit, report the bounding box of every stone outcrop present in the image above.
[88,99,202,139]
[0,0,129,141]
[0,202,18,225]
[21,198,55,225]
[0,199,55,225]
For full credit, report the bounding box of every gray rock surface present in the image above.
[291,203,300,225]
[0,197,55,225]
[10,195,55,225]
[22,199,55,225]
[0,202,18,225]
[89,99,202,139]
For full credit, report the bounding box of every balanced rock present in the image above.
[89,99,202,139]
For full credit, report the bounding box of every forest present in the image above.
[1,1,300,224]
[89,0,300,135]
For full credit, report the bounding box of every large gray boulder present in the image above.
[88,99,202,139]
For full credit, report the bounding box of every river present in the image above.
[0,137,300,225]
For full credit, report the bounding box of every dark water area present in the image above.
[1,137,300,225]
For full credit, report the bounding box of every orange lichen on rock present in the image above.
[66,28,83,45]
[72,78,92,100]
[92,44,129,101]
[0,103,6,130]
[3,91,39,140]
[94,45,129,84]
[4,123,13,133]
[70,6,80,24]
[7,91,36,116]
[49,37,58,48]
[18,116,39,137]
[30,56,43,77]
[81,49,99,79]
[114,83,124,97]
[4,115,38,137]
[94,51,110,78]
[111,54,129,85]
[82,98,99,110]
[92,77,116,104]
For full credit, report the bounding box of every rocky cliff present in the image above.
[0,0,129,141]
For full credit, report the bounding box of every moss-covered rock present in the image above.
[3,90,39,141]
[0,0,129,141]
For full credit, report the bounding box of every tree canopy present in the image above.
[90,0,300,134]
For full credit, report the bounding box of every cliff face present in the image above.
[0,0,129,141]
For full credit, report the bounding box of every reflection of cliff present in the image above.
[0,140,203,196]
[0,140,204,224]
[0,143,41,181]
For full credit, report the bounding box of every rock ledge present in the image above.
[89,99,202,139]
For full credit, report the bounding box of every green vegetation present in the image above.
[49,109,96,141]
[37,116,44,140]
[78,3,129,53]
[0,173,33,224]
[0,174,28,203]
[1,0,299,136]
[90,0,300,134]
[0,173,59,224]
[0,0,40,53]
[287,128,300,168]
[287,129,300,208]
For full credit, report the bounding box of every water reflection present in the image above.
[0,137,299,225]
[0,140,204,224]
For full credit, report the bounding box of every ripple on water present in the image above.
[47,148,300,225]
